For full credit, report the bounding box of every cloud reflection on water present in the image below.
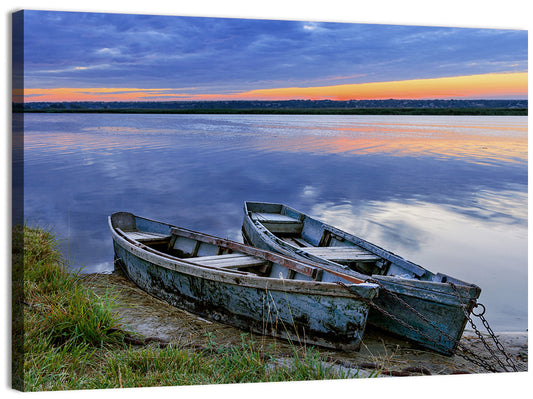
[308,192,527,331]
[22,114,527,330]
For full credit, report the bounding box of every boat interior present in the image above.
[246,205,472,285]
[117,227,277,277]
[111,213,361,283]
[249,210,390,276]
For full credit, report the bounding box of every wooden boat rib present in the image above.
[109,212,379,350]
[242,202,482,355]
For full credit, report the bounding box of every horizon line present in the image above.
[18,98,528,104]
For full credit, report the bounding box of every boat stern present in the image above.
[110,212,137,231]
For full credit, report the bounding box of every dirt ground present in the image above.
[82,272,527,377]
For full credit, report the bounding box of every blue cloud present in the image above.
[21,10,528,93]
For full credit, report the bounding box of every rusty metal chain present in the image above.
[336,280,502,373]
[336,281,449,353]
[448,282,518,372]
[365,278,506,372]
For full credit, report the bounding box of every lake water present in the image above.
[22,113,527,332]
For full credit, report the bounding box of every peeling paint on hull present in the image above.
[110,213,379,351]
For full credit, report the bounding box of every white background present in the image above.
[2,1,530,398]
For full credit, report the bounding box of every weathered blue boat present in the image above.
[109,212,379,350]
[242,202,482,355]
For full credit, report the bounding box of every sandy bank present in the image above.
[82,273,527,377]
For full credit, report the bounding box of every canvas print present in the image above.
[12,9,527,392]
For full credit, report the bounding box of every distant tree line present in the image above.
[14,99,528,115]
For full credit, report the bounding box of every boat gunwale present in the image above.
[108,214,379,299]
[242,201,481,300]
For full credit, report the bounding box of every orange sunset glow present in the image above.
[21,72,527,103]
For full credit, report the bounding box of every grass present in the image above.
[15,225,366,392]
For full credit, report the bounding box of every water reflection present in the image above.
[248,117,527,165]
[309,195,527,331]
[22,114,527,330]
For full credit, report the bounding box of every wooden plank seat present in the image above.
[119,230,172,244]
[191,253,268,269]
[280,236,313,247]
[303,246,382,263]
[251,212,303,234]
[251,212,300,223]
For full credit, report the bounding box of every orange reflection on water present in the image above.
[23,126,176,153]
[280,136,526,165]
[252,120,527,164]
[24,116,527,166]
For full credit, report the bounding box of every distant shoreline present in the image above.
[16,108,528,116]
[15,99,528,116]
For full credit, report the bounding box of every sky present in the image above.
[17,9,528,102]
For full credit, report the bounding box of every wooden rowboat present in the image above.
[109,212,379,350]
[242,202,482,355]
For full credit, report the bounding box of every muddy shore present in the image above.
[82,272,527,377]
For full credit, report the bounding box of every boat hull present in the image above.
[110,213,378,350]
[242,202,481,355]
[366,278,474,355]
